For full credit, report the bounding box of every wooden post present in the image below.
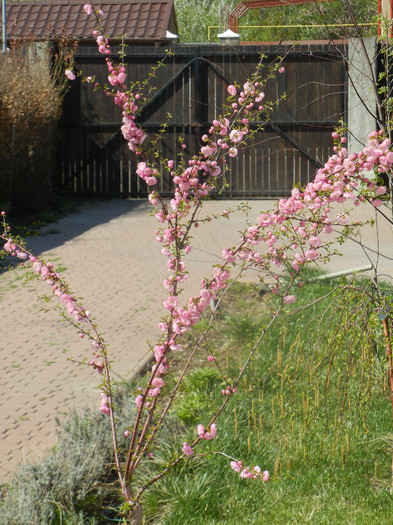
[380,0,393,37]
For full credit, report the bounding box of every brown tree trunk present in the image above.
[128,502,143,525]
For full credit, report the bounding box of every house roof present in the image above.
[4,0,178,43]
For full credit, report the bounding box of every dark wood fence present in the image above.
[59,41,347,198]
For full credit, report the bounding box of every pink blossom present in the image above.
[240,465,263,479]
[182,442,194,456]
[229,129,244,143]
[255,92,265,102]
[100,393,110,415]
[337,214,349,225]
[83,3,93,15]
[376,186,387,195]
[206,423,217,439]
[279,67,285,74]
[117,71,126,84]
[145,176,157,186]
[151,377,165,388]
[92,340,101,351]
[305,249,318,261]
[197,423,217,440]
[202,144,217,157]
[283,295,296,304]
[240,467,253,478]
[148,387,161,397]
[309,235,322,248]
[230,460,243,472]
[163,295,178,310]
[3,240,16,252]
[222,249,236,263]
[197,424,205,438]
[100,405,110,415]
[108,74,117,86]
[65,69,76,81]
[227,84,237,96]
[207,355,215,362]
[231,461,268,480]
[243,81,253,94]
[40,265,50,277]
[33,261,42,273]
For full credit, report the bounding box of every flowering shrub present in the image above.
[1,4,392,522]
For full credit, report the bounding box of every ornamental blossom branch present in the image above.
[3,2,387,511]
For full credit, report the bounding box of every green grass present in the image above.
[141,277,393,524]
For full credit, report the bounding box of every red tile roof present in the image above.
[5,0,178,43]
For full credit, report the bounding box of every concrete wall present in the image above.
[347,38,377,154]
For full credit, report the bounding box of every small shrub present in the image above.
[0,40,74,214]
[0,410,114,524]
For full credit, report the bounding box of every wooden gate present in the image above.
[59,42,346,198]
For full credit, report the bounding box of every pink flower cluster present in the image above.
[283,295,296,305]
[227,80,266,112]
[216,130,390,303]
[182,442,194,456]
[96,34,110,55]
[106,59,126,87]
[197,423,217,440]
[83,5,107,53]
[142,79,269,207]
[121,115,147,153]
[3,239,28,260]
[90,359,104,374]
[158,270,230,340]
[136,162,158,186]
[100,393,110,415]
[230,460,269,481]
[222,385,237,396]
[83,11,151,157]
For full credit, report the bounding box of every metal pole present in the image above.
[2,0,6,53]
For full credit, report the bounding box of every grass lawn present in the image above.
[141,275,393,524]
